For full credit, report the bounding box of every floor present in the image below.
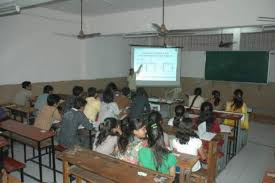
[8,121,275,183]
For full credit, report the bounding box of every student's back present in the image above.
[84,87,101,122]
[34,85,54,112]
[188,88,204,108]
[14,81,32,107]
[129,87,150,119]
[62,86,83,114]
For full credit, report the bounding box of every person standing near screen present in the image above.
[127,65,143,92]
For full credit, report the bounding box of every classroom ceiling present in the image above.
[45,0,213,16]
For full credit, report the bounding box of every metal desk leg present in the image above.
[10,138,14,159]
[51,137,57,183]
[233,120,237,156]
[236,120,241,153]
[38,142,43,182]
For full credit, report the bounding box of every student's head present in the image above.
[232,89,243,110]
[118,117,146,153]
[129,68,134,75]
[106,82,118,92]
[95,118,121,147]
[199,101,215,131]
[146,122,169,168]
[103,89,114,103]
[72,86,84,97]
[176,120,198,145]
[73,97,87,111]
[212,90,220,106]
[87,87,97,98]
[194,87,202,96]
[121,87,130,97]
[43,85,54,94]
[173,105,185,127]
[22,81,32,90]
[148,111,163,125]
[136,87,148,97]
[47,94,60,107]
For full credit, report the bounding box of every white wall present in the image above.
[0,8,84,85]
[84,36,130,79]
[86,0,275,34]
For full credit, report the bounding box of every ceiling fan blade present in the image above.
[152,23,161,32]
[219,41,236,48]
[258,17,275,20]
[257,19,275,23]
[54,32,77,38]
[84,33,101,38]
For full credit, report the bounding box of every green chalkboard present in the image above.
[205,51,269,83]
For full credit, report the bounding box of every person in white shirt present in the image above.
[98,89,120,125]
[188,88,205,109]
[14,81,33,107]
[172,120,206,172]
[168,105,186,127]
[127,65,143,92]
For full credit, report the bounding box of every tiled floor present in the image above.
[9,121,275,183]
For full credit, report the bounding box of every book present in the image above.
[197,122,216,141]
[220,124,232,133]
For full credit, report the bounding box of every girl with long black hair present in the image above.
[115,117,147,164]
[93,118,121,155]
[138,122,176,176]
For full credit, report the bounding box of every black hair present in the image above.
[147,122,170,170]
[118,118,145,153]
[173,105,186,127]
[199,102,215,132]
[121,87,130,97]
[106,82,118,92]
[175,120,198,144]
[232,89,243,110]
[87,87,97,97]
[194,88,202,96]
[129,68,134,74]
[212,90,220,106]
[73,97,87,109]
[72,86,84,97]
[95,118,119,147]
[136,87,148,98]
[148,111,162,125]
[103,88,114,103]
[43,85,54,94]
[47,94,60,106]
[22,81,31,89]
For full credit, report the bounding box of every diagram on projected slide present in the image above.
[133,48,178,81]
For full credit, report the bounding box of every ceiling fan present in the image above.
[56,0,101,40]
[218,29,236,48]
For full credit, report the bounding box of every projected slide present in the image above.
[133,48,179,83]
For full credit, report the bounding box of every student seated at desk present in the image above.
[34,85,54,112]
[197,102,221,134]
[224,89,249,129]
[62,86,84,114]
[138,122,176,176]
[114,87,131,111]
[208,90,224,111]
[168,105,188,127]
[172,121,206,172]
[14,81,34,107]
[84,87,101,122]
[93,118,121,155]
[114,118,147,165]
[148,111,170,147]
[98,89,120,124]
[129,87,150,119]
[34,94,61,131]
[58,97,94,149]
[188,88,205,109]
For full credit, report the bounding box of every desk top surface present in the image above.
[0,120,55,142]
[61,148,174,183]
[175,153,199,170]
[0,136,8,148]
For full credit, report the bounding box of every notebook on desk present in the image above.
[197,122,216,141]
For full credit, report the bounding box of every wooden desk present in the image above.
[185,107,243,156]
[176,153,199,183]
[5,105,36,124]
[0,120,56,183]
[60,149,174,183]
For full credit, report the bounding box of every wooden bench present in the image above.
[55,145,67,160]
[192,140,218,183]
[69,166,115,183]
[4,156,25,182]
